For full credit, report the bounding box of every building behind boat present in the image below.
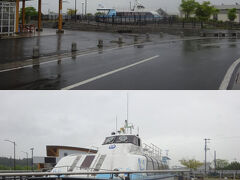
[179,3,240,23]
[33,145,97,170]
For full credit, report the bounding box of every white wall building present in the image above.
[179,4,240,23]
[212,4,240,23]
[0,1,16,35]
[33,145,97,170]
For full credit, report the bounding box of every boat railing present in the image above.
[52,165,119,173]
[0,169,190,180]
[142,143,162,160]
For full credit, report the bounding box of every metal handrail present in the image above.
[0,170,190,177]
[53,166,118,172]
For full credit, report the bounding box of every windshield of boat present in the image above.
[103,135,140,146]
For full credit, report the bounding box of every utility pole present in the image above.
[204,138,211,175]
[30,148,34,171]
[75,0,77,22]
[82,2,84,16]
[214,150,217,172]
[5,140,16,170]
[85,0,87,15]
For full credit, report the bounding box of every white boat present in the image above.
[51,120,172,180]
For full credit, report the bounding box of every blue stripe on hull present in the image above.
[96,173,175,180]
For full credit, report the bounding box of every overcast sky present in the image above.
[0,91,240,166]
[21,0,240,15]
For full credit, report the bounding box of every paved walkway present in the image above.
[0,28,178,65]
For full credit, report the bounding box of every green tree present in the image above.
[20,7,38,23]
[228,8,237,22]
[95,12,106,16]
[212,8,219,20]
[86,13,93,16]
[195,1,215,28]
[216,159,229,170]
[226,161,240,170]
[179,159,203,170]
[67,8,77,16]
[180,0,198,19]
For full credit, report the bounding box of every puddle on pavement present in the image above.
[15,75,61,90]
[135,44,144,48]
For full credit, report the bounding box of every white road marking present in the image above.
[219,57,240,90]
[0,37,213,73]
[62,55,159,90]
[0,45,139,73]
[201,41,240,47]
[0,51,97,73]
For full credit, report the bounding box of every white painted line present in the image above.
[0,45,136,73]
[0,66,29,73]
[219,57,240,90]
[62,55,159,90]
[201,41,240,47]
[0,37,212,73]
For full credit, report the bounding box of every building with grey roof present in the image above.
[213,4,240,23]
[179,3,240,23]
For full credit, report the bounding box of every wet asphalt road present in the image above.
[0,37,240,90]
[0,29,138,63]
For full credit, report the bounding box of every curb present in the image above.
[219,57,240,90]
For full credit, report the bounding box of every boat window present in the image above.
[132,137,138,146]
[138,138,141,146]
[103,136,116,144]
[118,135,128,142]
[103,135,139,146]
[80,155,95,169]
[68,155,81,172]
[115,135,129,143]
[94,155,106,171]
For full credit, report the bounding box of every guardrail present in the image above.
[0,169,190,180]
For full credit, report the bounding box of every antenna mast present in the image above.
[116,116,118,133]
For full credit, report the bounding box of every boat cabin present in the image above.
[103,135,141,147]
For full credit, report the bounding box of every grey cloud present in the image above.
[0,91,240,165]
[24,0,240,14]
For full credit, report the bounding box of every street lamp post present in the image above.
[21,151,29,170]
[75,0,77,22]
[30,148,34,171]
[85,0,87,15]
[82,2,84,19]
[4,140,16,170]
